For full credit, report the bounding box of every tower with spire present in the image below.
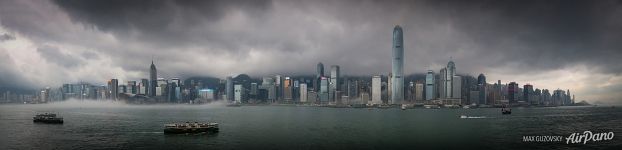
[149,59,157,97]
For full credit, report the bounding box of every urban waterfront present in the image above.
[0,102,620,149]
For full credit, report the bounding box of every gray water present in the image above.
[0,101,620,150]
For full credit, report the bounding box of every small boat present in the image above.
[401,104,407,110]
[164,122,219,134]
[33,113,63,124]
[502,108,512,115]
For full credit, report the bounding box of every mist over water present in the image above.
[34,99,229,109]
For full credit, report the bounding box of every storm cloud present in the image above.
[0,0,621,104]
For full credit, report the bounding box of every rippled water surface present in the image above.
[0,102,620,149]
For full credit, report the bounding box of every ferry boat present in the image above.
[164,122,219,134]
[33,113,63,124]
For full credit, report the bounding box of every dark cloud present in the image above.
[0,0,622,103]
[0,33,15,41]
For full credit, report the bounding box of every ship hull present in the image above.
[33,119,64,124]
[163,127,218,134]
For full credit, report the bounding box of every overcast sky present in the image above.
[1,0,621,104]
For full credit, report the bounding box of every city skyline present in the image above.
[1,0,622,104]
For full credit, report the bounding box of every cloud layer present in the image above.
[0,0,621,104]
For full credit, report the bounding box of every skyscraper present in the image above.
[477,73,487,105]
[226,76,233,101]
[445,59,456,98]
[149,60,157,97]
[392,25,404,104]
[320,77,329,103]
[316,62,324,92]
[300,83,308,103]
[452,76,461,99]
[284,77,293,102]
[415,82,424,102]
[109,79,118,100]
[425,70,435,100]
[329,65,340,102]
[508,82,519,104]
[371,75,382,105]
[439,68,446,98]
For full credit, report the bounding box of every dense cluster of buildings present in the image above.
[1,25,575,106]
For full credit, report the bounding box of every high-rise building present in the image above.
[439,68,446,98]
[371,75,382,105]
[226,76,233,102]
[284,77,293,102]
[300,83,308,103]
[234,84,244,103]
[149,60,157,97]
[508,82,519,104]
[329,65,340,102]
[452,76,461,99]
[425,70,435,100]
[392,25,404,104]
[127,81,137,94]
[109,79,118,100]
[320,77,329,103]
[415,82,424,102]
[260,77,276,103]
[523,84,534,104]
[477,74,487,105]
[445,60,456,98]
[316,62,324,92]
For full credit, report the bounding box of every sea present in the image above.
[0,100,620,150]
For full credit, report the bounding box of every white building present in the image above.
[371,75,382,105]
[300,83,308,103]
[234,84,244,103]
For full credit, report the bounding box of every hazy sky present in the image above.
[0,0,621,104]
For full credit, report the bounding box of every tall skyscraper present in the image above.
[329,65,340,102]
[149,60,157,97]
[415,82,424,102]
[477,73,487,105]
[300,83,308,103]
[226,76,233,101]
[425,70,435,100]
[234,84,244,103]
[371,75,382,105]
[445,59,456,98]
[109,79,118,100]
[316,62,324,92]
[508,82,519,104]
[439,68,446,98]
[391,25,404,104]
[320,77,329,103]
[452,76,461,99]
[284,77,293,102]
[524,84,534,104]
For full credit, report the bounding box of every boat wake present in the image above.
[459,115,490,119]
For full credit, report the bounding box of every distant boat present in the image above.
[502,107,512,115]
[33,113,63,124]
[401,104,407,110]
[164,122,219,134]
